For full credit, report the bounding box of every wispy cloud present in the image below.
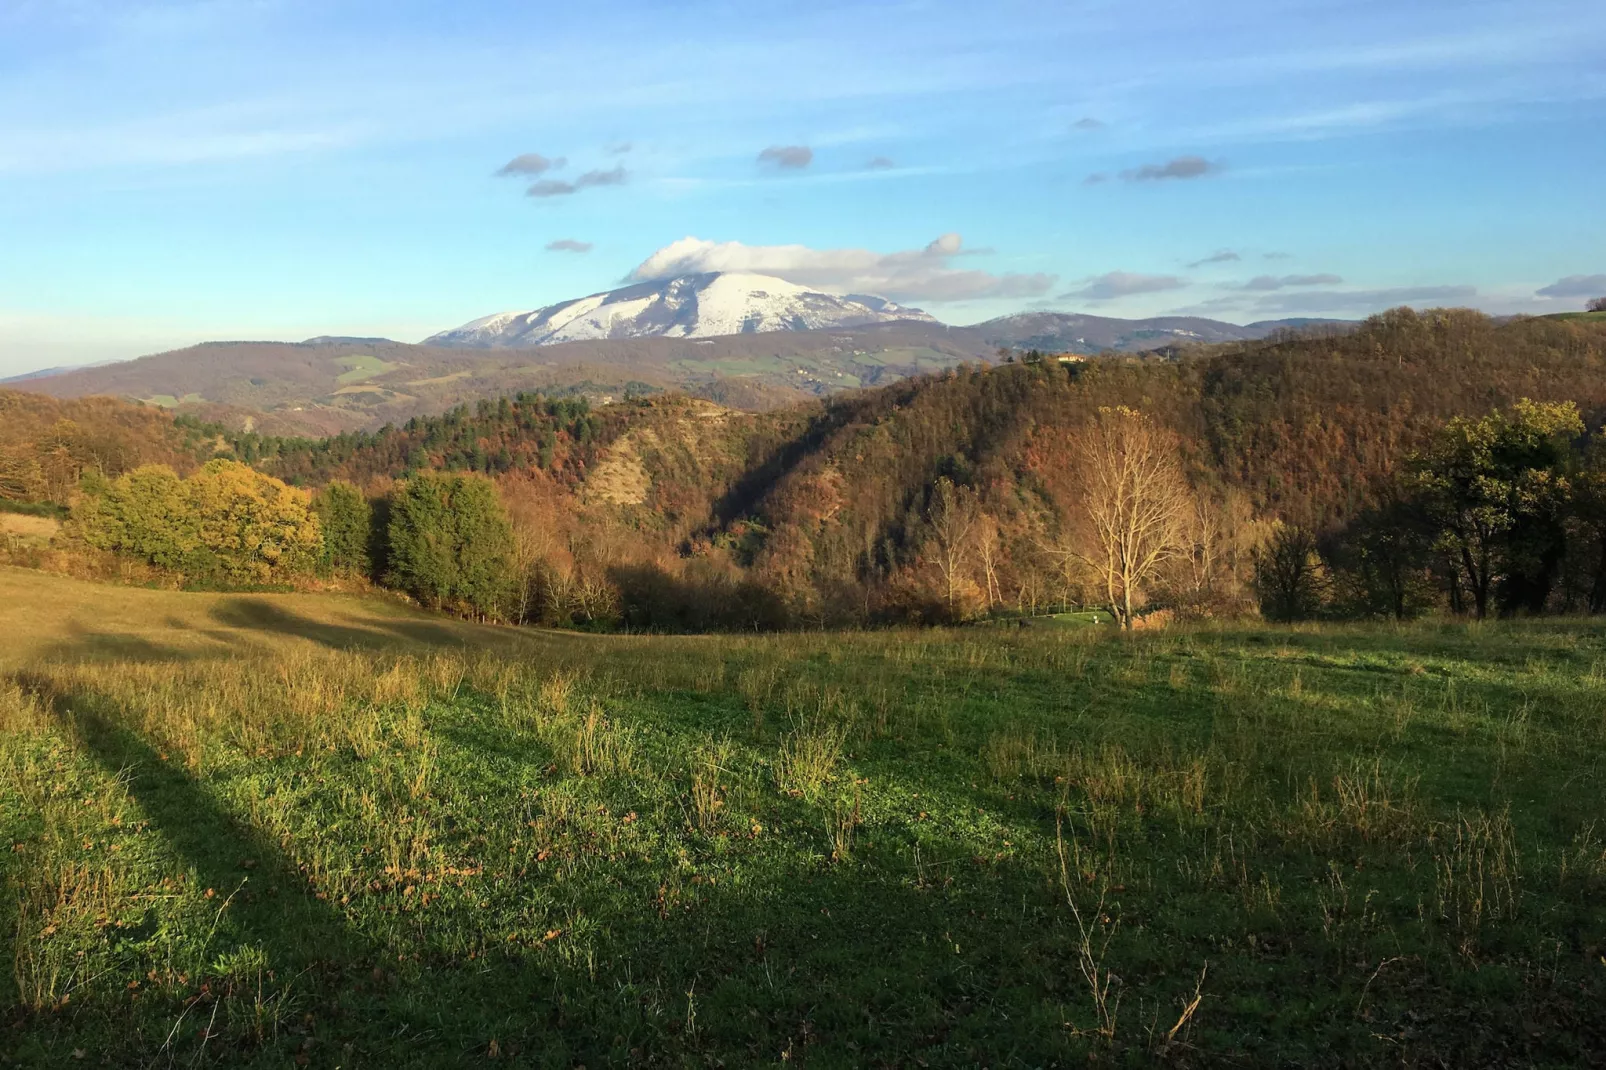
[1240,273,1343,290]
[1121,155,1219,181]
[545,239,593,253]
[1061,272,1188,301]
[1188,250,1240,268]
[1244,284,1477,315]
[1072,117,1106,130]
[1536,274,1606,299]
[526,166,628,198]
[628,233,1054,302]
[496,152,564,176]
[865,155,895,170]
[758,145,813,169]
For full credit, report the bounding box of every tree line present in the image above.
[64,460,519,618]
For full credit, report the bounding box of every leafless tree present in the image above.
[1066,407,1189,629]
[926,477,978,617]
[1589,296,1606,313]
[974,513,1004,609]
[1182,490,1221,597]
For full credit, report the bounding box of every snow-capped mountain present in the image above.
[425,272,938,348]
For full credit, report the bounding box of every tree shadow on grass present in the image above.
[208,598,397,652]
[19,620,233,667]
[208,597,535,656]
[4,668,1101,1068]
[8,670,379,1064]
[14,669,358,951]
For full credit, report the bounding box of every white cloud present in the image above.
[627,234,1055,303]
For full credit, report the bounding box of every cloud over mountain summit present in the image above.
[627,234,1054,303]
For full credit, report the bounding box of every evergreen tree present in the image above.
[313,480,372,576]
[385,471,516,619]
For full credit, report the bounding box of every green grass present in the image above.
[332,355,401,385]
[0,500,66,519]
[1542,310,1606,322]
[2,571,1604,1066]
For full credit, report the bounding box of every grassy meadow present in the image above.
[1,567,1604,1066]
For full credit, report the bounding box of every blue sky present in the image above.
[1,0,1602,374]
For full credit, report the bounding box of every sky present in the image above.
[1,0,1603,376]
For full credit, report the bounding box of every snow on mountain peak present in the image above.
[424,272,938,348]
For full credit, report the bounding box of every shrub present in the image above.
[385,472,516,620]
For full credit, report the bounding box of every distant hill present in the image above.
[10,325,995,434]
[0,360,120,385]
[9,309,1353,435]
[975,312,1352,354]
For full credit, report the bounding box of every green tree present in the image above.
[385,471,516,620]
[1331,492,1435,620]
[1564,441,1606,613]
[73,464,199,571]
[1254,523,1327,621]
[1412,399,1581,618]
[73,460,321,584]
[313,480,373,576]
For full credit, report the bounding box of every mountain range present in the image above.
[424,271,1340,353]
[7,271,1350,434]
[424,272,938,347]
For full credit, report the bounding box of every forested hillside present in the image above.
[8,309,1606,629]
[0,391,221,508]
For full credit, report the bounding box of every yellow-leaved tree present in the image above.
[186,460,322,584]
[74,459,321,585]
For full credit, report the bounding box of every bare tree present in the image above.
[1589,296,1606,313]
[926,477,978,617]
[1182,490,1221,598]
[1065,407,1189,629]
[974,513,1005,610]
